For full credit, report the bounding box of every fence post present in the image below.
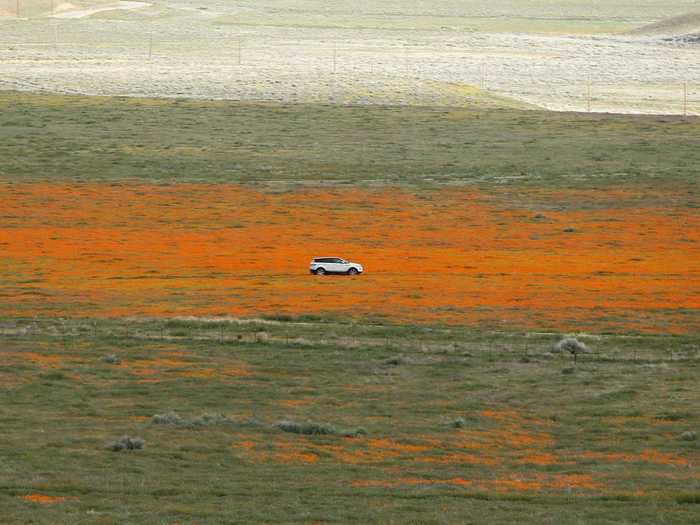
[332,41,337,74]
[587,75,592,113]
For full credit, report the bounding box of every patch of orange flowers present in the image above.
[351,473,603,492]
[480,409,520,421]
[125,356,250,381]
[1,182,698,333]
[228,408,696,496]
[279,399,313,408]
[516,453,559,466]
[578,449,689,466]
[5,352,68,368]
[19,493,68,504]
[232,438,319,464]
[232,427,554,467]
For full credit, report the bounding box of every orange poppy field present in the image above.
[1,182,698,334]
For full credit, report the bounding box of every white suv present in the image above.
[310,257,364,275]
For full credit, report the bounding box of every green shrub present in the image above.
[41,371,66,381]
[342,428,368,438]
[676,493,700,504]
[262,314,294,322]
[656,412,692,421]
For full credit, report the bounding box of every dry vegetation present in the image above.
[0,0,698,114]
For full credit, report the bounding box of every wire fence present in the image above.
[0,317,698,363]
[0,15,698,114]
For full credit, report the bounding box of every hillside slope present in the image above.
[629,11,700,36]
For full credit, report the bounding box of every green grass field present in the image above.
[0,318,698,523]
[1,92,699,189]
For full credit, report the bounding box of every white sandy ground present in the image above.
[50,1,150,19]
[0,1,698,114]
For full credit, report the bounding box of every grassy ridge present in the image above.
[0,318,698,523]
[1,91,698,188]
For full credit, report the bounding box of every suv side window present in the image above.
[332,258,343,263]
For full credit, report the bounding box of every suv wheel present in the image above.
[347,268,359,275]
[315,268,326,275]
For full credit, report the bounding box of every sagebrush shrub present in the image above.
[553,337,589,354]
[151,411,236,428]
[553,337,590,362]
[190,413,234,427]
[152,412,184,425]
[276,420,366,437]
[102,354,121,364]
[106,436,144,452]
[451,416,467,428]
[277,420,337,435]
